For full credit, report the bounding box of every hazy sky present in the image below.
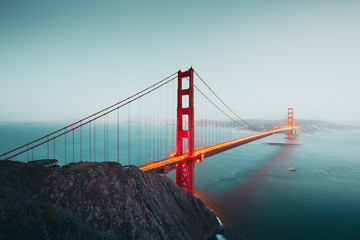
[1,0,359,122]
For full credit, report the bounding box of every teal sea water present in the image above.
[1,122,359,239]
[181,130,360,240]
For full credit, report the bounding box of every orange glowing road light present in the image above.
[139,126,297,173]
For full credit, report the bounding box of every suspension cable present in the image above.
[0,71,177,159]
[2,75,177,161]
[193,84,249,130]
[194,70,260,131]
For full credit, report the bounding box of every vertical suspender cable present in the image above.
[136,102,139,165]
[106,114,109,161]
[89,122,91,162]
[128,104,130,165]
[94,120,96,162]
[117,108,119,163]
[53,139,55,160]
[80,121,82,162]
[140,99,142,165]
[152,92,155,161]
[212,97,214,144]
[145,99,147,163]
[73,128,75,162]
[147,95,150,163]
[159,93,162,159]
[204,103,207,147]
[104,116,106,162]
[165,87,168,158]
[64,129,67,164]
[47,137,49,159]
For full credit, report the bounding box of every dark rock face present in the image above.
[0,161,221,239]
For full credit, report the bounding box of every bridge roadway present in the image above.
[139,126,297,173]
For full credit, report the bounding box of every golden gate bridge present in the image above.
[0,68,298,195]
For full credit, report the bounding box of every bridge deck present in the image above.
[139,126,297,172]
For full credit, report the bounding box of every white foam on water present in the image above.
[215,216,227,240]
[216,234,227,240]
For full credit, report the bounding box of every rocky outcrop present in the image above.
[0,161,221,239]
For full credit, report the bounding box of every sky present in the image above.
[1,0,359,122]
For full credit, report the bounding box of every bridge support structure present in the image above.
[175,68,195,195]
[287,108,294,139]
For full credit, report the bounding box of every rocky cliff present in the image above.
[0,161,221,239]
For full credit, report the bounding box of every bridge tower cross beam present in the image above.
[287,107,294,139]
[175,68,195,195]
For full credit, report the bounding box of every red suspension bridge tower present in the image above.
[176,68,195,195]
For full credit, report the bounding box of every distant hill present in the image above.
[245,119,360,133]
[196,119,360,134]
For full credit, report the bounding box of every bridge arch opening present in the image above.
[182,115,189,131]
[181,77,190,90]
[182,95,189,108]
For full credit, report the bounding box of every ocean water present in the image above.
[1,122,359,239]
[180,130,360,240]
